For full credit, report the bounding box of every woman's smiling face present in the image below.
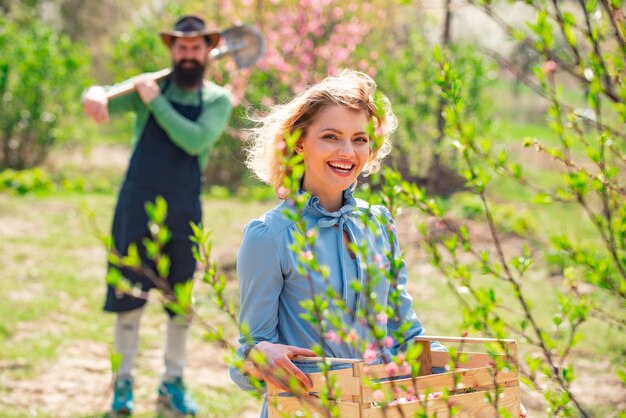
[297,105,371,210]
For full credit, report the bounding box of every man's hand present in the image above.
[135,77,160,105]
[247,342,317,392]
[82,86,109,124]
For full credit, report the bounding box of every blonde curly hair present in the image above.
[245,70,397,197]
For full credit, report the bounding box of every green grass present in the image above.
[492,119,561,146]
[0,191,272,417]
[1,147,624,416]
[487,76,589,126]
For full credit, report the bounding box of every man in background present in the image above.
[83,14,232,417]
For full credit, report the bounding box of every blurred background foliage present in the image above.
[1,0,513,193]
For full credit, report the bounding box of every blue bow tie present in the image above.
[301,186,361,309]
[303,184,358,228]
[317,205,355,228]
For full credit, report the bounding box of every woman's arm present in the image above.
[229,219,315,391]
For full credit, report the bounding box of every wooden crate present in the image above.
[267,336,520,418]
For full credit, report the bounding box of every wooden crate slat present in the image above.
[414,336,516,344]
[267,395,362,418]
[292,356,363,364]
[309,367,360,398]
[431,351,518,370]
[360,386,520,418]
[270,367,359,398]
[353,362,392,380]
[417,338,432,376]
[360,367,519,402]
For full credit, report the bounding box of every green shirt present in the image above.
[106,74,232,170]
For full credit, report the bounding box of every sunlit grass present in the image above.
[0,153,623,415]
[0,192,268,417]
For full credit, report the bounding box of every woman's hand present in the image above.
[246,341,317,392]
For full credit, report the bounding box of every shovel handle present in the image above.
[105,68,172,100]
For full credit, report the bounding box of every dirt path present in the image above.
[0,338,260,417]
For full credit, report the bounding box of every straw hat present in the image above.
[160,15,221,48]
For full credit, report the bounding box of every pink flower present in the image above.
[347,329,358,343]
[401,361,411,375]
[325,330,339,344]
[302,250,314,261]
[384,362,400,376]
[375,123,385,137]
[363,348,377,363]
[542,60,557,74]
[376,312,388,324]
[383,336,394,348]
[277,186,289,199]
[428,392,442,400]
[372,389,384,402]
[389,395,418,406]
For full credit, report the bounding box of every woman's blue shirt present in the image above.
[230,187,443,395]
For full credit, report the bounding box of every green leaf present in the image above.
[203,325,224,343]
[526,355,542,373]
[110,350,122,374]
[157,255,171,278]
[617,366,626,384]
[562,364,575,384]
[157,225,171,245]
[509,162,523,179]
[173,280,193,312]
[519,375,537,390]
[143,239,159,260]
[122,244,141,268]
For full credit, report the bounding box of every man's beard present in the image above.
[172,59,206,88]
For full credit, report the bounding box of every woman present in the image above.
[230,70,444,416]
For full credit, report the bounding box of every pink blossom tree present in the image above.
[207,0,375,106]
[202,0,378,187]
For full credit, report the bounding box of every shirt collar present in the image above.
[303,184,357,228]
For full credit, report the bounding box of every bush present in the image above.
[0,13,90,169]
[0,167,114,195]
[0,168,55,195]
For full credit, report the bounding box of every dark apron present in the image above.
[104,79,203,315]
